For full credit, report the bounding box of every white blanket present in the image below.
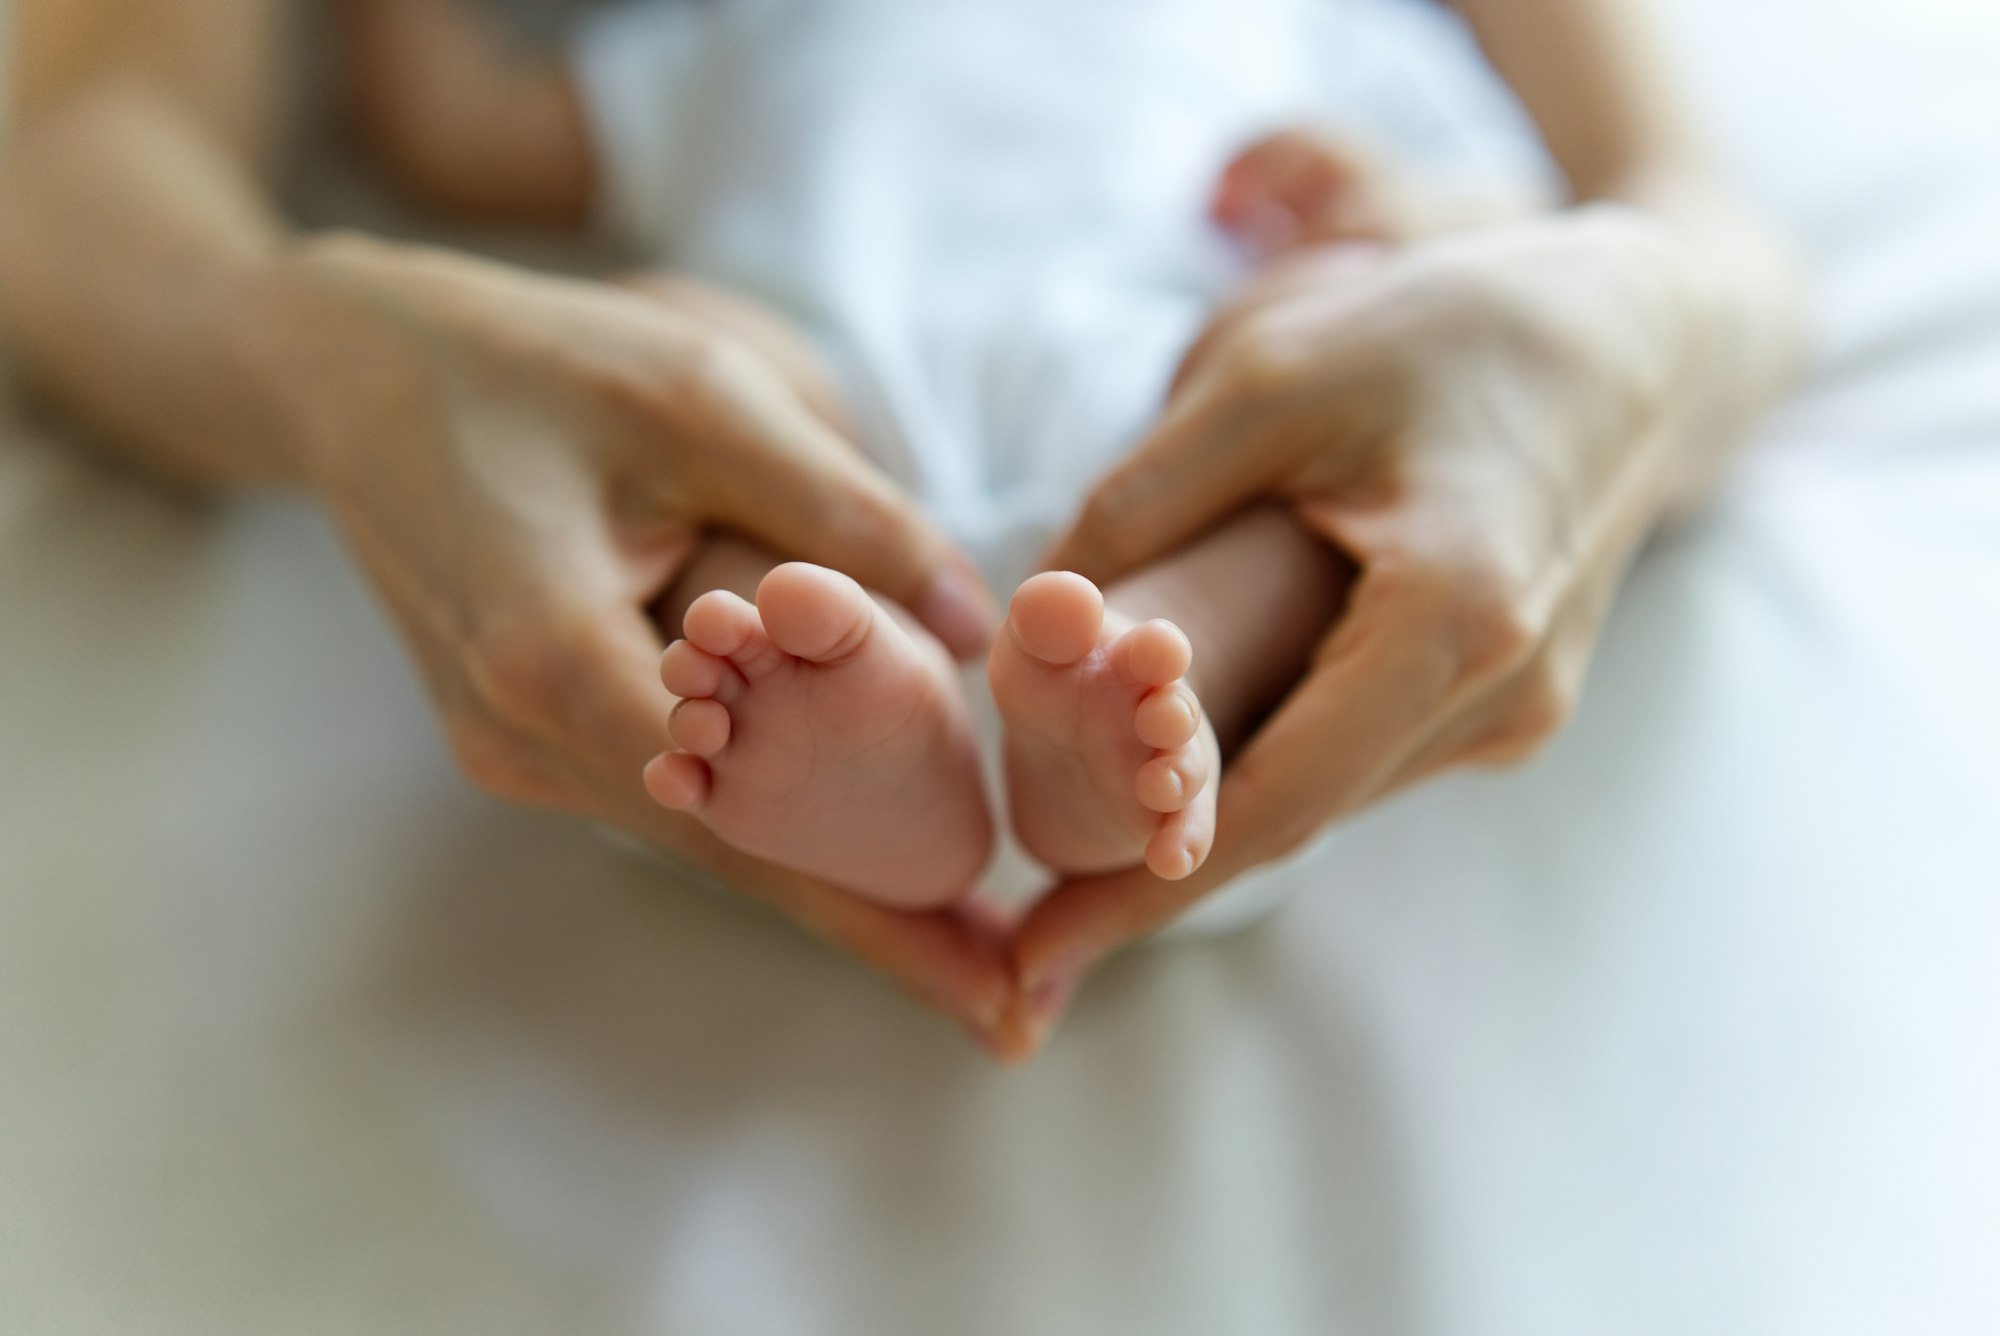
[3,0,1999,1332]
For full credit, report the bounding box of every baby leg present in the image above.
[990,506,1354,879]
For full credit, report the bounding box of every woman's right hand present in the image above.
[249,235,1010,1037]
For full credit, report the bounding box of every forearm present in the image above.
[0,0,299,489]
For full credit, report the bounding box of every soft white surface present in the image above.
[4,0,2000,1332]
[573,0,1553,930]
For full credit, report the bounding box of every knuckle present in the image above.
[676,335,761,405]
[1448,576,1543,687]
[1218,314,1309,401]
[612,333,762,429]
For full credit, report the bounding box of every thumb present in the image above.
[1043,379,1283,584]
[700,384,996,658]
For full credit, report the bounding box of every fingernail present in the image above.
[1021,947,1092,1024]
[1020,971,1081,1051]
[915,565,997,659]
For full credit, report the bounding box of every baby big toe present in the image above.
[756,563,877,662]
[668,697,732,757]
[1134,740,1210,813]
[644,751,712,812]
[1007,572,1104,666]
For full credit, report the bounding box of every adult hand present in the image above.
[1003,205,1801,1054]
[252,235,1009,1038]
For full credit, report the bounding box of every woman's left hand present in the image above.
[1000,205,1801,1054]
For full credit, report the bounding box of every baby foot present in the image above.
[644,563,992,910]
[989,572,1219,880]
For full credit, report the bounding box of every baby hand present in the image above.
[1211,126,1520,259]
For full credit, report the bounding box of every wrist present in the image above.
[1591,167,1809,375]
[1583,176,1810,511]
[233,231,406,495]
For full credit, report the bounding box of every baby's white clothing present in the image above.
[576,0,1550,929]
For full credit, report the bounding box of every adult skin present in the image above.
[1001,0,1807,1053]
[0,0,1014,1042]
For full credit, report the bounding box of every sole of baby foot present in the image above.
[988,571,1218,880]
[643,562,993,910]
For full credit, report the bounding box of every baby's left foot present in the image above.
[989,572,1219,880]
[645,563,992,909]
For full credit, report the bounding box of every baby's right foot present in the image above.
[989,573,1218,880]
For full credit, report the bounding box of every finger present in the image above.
[1168,248,1390,401]
[697,386,996,657]
[999,789,1267,1057]
[617,273,855,434]
[650,814,1016,1037]
[1041,387,1287,584]
[1011,570,1466,1023]
[1379,627,1591,792]
[558,601,1017,1040]
[355,553,582,810]
[555,600,684,774]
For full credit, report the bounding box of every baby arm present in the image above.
[1213,125,1529,257]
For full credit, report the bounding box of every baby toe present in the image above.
[1006,572,1105,666]
[643,751,712,812]
[756,562,877,663]
[1116,619,1192,688]
[660,640,734,701]
[1134,684,1201,750]
[1146,796,1215,881]
[1134,740,1210,814]
[668,697,732,757]
[683,590,764,658]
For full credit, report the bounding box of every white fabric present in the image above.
[4,0,2000,1333]
[573,0,1550,927]
[576,0,1544,572]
